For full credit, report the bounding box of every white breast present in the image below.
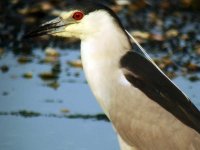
[80,12,131,115]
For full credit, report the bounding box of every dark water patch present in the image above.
[0,110,109,121]
[46,81,60,89]
[17,56,33,64]
[51,62,61,74]
[39,72,58,80]
[2,91,9,96]
[14,110,40,117]
[0,65,9,73]
[188,75,200,82]
[44,99,63,103]
[22,72,33,79]
[67,114,109,121]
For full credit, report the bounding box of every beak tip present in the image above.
[23,30,46,39]
[23,30,38,39]
[23,17,63,39]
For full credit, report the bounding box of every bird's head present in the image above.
[24,2,124,40]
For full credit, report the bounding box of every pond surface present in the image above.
[0,49,199,150]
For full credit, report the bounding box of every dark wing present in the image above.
[120,51,200,133]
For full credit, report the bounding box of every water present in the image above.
[0,49,199,150]
[0,49,119,150]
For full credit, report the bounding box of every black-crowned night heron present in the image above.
[25,1,200,150]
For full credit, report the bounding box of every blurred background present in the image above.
[0,0,200,150]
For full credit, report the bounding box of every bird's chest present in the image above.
[81,44,126,115]
[82,56,120,113]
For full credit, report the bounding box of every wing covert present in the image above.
[120,51,200,133]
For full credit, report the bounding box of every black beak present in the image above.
[23,17,67,39]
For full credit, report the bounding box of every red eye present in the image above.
[73,11,84,20]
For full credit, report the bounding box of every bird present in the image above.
[24,1,200,150]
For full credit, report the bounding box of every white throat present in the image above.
[80,11,131,116]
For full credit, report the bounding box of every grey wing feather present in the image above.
[120,51,200,133]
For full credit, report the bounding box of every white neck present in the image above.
[80,13,131,116]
